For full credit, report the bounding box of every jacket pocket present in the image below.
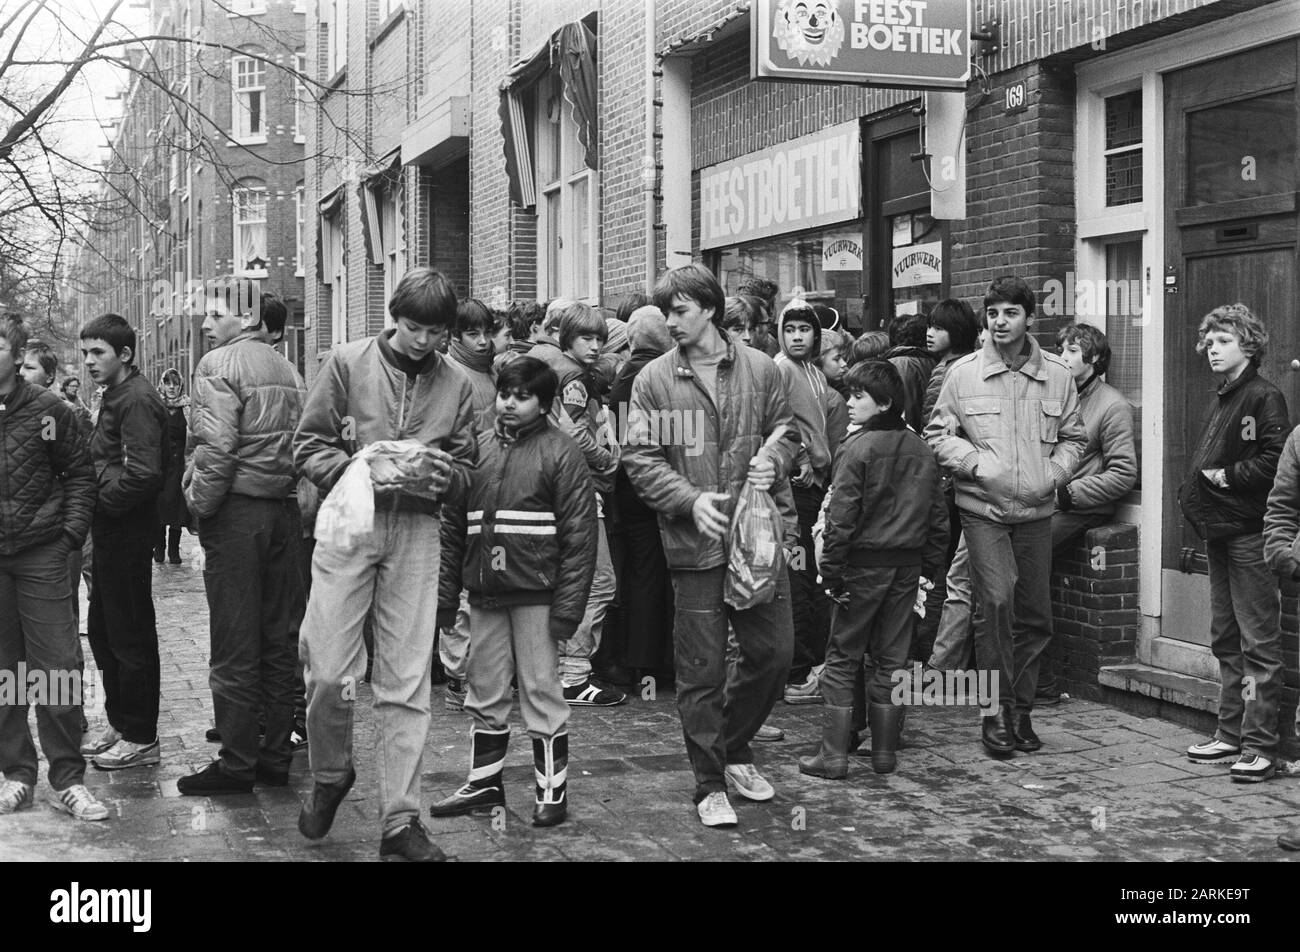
[1039,400,1063,445]
[962,401,1002,441]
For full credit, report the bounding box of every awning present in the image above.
[498,18,598,209]
[315,185,345,283]
[359,149,401,266]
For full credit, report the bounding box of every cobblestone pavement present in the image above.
[4,535,1299,863]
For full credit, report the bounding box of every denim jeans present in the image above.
[465,603,568,739]
[88,506,160,744]
[960,512,1053,714]
[301,508,440,836]
[438,588,472,682]
[822,564,920,708]
[788,483,829,683]
[199,495,298,780]
[0,539,86,790]
[1037,511,1111,695]
[558,516,616,688]
[670,566,793,803]
[1207,533,1283,759]
[928,534,973,671]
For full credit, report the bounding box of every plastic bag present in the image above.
[724,482,786,610]
[315,440,439,549]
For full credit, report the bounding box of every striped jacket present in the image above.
[439,414,597,641]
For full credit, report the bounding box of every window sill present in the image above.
[235,269,269,280]
[322,66,348,97]
[295,268,305,278]
[227,7,267,17]
[370,6,406,48]
[294,134,305,144]
[228,135,268,147]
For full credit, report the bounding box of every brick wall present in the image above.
[1278,577,1300,742]
[1050,524,1140,697]
[430,157,471,298]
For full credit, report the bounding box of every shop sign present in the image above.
[822,233,863,271]
[699,121,860,250]
[891,240,942,288]
[751,0,971,90]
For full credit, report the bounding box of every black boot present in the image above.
[1013,711,1043,752]
[167,525,182,564]
[532,733,568,827]
[981,703,1016,756]
[867,702,904,774]
[430,727,509,817]
[298,766,356,840]
[798,705,852,779]
[153,529,165,564]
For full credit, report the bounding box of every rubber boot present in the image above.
[868,702,904,774]
[429,727,509,817]
[533,732,568,827]
[798,705,852,779]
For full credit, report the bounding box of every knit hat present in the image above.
[603,317,630,355]
[627,305,673,354]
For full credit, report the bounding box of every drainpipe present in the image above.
[643,0,657,292]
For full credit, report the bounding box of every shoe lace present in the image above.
[60,785,98,809]
[0,779,27,801]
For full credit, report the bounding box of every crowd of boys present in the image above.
[2,261,1298,857]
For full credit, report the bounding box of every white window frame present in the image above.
[534,73,597,303]
[232,183,269,278]
[231,54,267,144]
[228,0,267,17]
[322,211,346,344]
[294,184,305,277]
[381,183,405,326]
[376,0,403,22]
[293,52,306,143]
[325,0,348,79]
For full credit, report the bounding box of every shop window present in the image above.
[231,181,268,277]
[1104,91,1142,206]
[536,73,597,302]
[714,224,866,332]
[889,210,942,320]
[231,54,266,142]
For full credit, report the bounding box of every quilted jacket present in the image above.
[439,415,597,641]
[184,330,305,519]
[0,378,97,556]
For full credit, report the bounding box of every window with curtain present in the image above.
[232,54,266,141]
[1104,237,1143,485]
[381,184,405,322]
[232,183,268,276]
[535,72,596,302]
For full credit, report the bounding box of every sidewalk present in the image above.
[4,535,1297,862]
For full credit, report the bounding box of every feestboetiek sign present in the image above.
[752,0,971,89]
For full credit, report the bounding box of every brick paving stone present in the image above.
[3,534,1296,862]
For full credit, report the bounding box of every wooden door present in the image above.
[1161,40,1300,647]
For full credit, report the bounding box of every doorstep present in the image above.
[1096,662,1218,736]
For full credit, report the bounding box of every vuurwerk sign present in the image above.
[699,121,860,250]
[752,0,971,89]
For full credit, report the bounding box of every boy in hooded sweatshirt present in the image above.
[775,300,838,704]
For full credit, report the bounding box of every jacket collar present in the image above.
[1217,362,1258,398]
[862,413,908,433]
[0,375,28,411]
[672,327,736,379]
[105,365,142,394]
[222,329,270,348]
[1077,371,1102,398]
[377,329,442,377]
[978,334,1047,381]
[494,412,548,446]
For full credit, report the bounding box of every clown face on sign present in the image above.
[773,0,845,67]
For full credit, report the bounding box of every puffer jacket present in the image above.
[820,414,948,587]
[622,330,801,571]
[0,379,96,556]
[1177,364,1289,541]
[1057,373,1138,516]
[924,335,1087,524]
[184,331,305,519]
[91,366,168,519]
[439,415,596,641]
[1263,425,1300,579]
[294,330,478,515]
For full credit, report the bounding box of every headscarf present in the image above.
[159,367,188,409]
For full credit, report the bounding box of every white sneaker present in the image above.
[80,725,121,756]
[1187,738,1239,765]
[725,763,775,801]
[697,790,738,828]
[92,738,161,771]
[0,779,34,814]
[47,784,110,821]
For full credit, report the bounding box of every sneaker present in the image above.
[1229,753,1276,784]
[379,818,447,862]
[783,671,822,705]
[177,760,254,796]
[753,723,785,742]
[697,790,738,828]
[725,763,775,802]
[289,724,308,751]
[444,678,466,712]
[563,680,627,707]
[1187,738,1240,765]
[47,784,109,821]
[79,725,121,756]
[92,738,161,771]
[0,779,34,814]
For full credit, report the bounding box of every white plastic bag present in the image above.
[314,440,439,549]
